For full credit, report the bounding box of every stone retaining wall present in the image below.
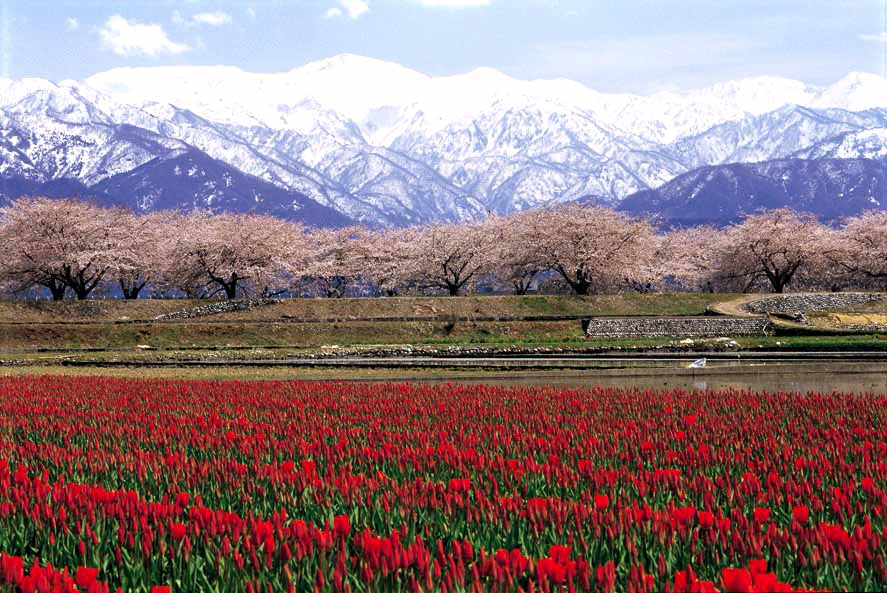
[584,317,772,338]
[744,293,886,315]
[154,298,280,320]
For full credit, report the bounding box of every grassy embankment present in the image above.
[1,293,885,380]
[0,293,725,351]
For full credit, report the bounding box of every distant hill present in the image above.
[0,146,354,227]
[92,148,354,226]
[617,157,887,227]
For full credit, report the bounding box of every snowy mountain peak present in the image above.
[457,66,514,82]
[813,71,887,112]
[700,75,812,110]
[294,53,427,79]
[0,78,60,109]
[831,70,885,88]
[82,55,887,140]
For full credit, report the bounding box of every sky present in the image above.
[2,0,887,93]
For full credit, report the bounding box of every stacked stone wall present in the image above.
[584,317,772,338]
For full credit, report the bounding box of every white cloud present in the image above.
[65,17,79,32]
[860,33,887,44]
[99,15,191,58]
[324,0,370,20]
[192,11,232,27]
[173,10,233,28]
[416,0,491,7]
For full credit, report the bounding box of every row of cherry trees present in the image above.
[0,197,885,300]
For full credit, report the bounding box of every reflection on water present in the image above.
[431,368,887,394]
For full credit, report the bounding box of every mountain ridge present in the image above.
[1,55,887,225]
[618,156,887,227]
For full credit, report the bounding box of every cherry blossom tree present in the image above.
[712,209,831,293]
[658,225,726,291]
[0,197,866,302]
[165,212,307,299]
[833,211,887,283]
[0,197,130,300]
[112,211,174,299]
[520,206,658,295]
[302,226,368,298]
[402,221,497,296]
[486,214,543,295]
[356,227,419,296]
[0,205,68,299]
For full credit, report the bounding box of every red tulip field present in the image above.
[0,376,883,592]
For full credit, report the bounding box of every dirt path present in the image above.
[706,294,769,317]
[709,293,887,336]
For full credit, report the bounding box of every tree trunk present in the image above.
[555,266,592,296]
[446,283,461,296]
[120,279,146,300]
[568,280,591,296]
[47,282,66,301]
[766,265,798,294]
[512,271,537,296]
[324,278,346,298]
[207,271,239,300]
[64,267,104,301]
[769,274,787,294]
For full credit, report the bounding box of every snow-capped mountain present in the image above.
[0,80,351,226]
[667,106,887,170]
[2,55,887,225]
